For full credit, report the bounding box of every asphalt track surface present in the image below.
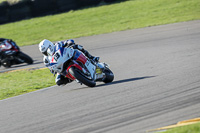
[0,20,200,133]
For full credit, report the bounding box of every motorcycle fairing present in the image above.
[49,45,74,73]
[0,40,19,52]
[73,50,96,80]
[49,45,97,81]
[73,50,87,65]
[65,63,83,80]
[0,41,12,50]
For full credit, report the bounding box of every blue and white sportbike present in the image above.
[48,45,114,87]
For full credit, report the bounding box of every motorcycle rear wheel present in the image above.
[69,66,96,87]
[1,59,11,68]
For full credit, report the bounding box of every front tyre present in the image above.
[18,52,33,64]
[69,66,96,87]
[103,68,114,83]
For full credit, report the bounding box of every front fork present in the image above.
[95,63,108,81]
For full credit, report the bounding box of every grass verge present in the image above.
[162,122,200,133]
[0,0,199,46]
[0,68,55,100]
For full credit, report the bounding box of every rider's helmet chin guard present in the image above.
[39,39,54,56]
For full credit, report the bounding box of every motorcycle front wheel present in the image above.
[69,66,96,87]
[18,52,33,64]
[103,68,114,83]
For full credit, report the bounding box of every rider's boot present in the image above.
[56,73,73,86]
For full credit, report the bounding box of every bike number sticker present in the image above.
[54,52,60,61]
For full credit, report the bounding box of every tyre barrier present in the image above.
[103,0,117,3]
[8,0,31,21]
[0,1,9,24]
[76,0,102,7]
[0,0,126,24]
[30,0,57,17]
[56,0,77,12]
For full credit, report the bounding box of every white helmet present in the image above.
[39,39,55,56]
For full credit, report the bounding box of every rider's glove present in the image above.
[43,57,50,66]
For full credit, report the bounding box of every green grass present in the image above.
[0,0,14,4]
[0,0,21,4]
[0,0,6,3]
[0,0,199,46]
[0,68,55,100]
[162,122,200,133]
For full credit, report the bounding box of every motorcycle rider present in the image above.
[0,38,19,64]
[39,39,99,86]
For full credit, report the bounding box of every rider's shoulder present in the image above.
[66,39,75,43]
[55,41,65,47]
[55,39,75,48]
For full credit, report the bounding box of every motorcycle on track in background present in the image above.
[49,45,114,87]
[0,40,33,68]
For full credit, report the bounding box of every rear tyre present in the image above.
[103,68,114,83]
[18,52,33,64]
[69,66,96,87]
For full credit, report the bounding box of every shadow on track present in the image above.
[96,76,156,87]
[0,60,42,69]
[71,76,156,91]
[11,60,43,68]
[0,60,44,73]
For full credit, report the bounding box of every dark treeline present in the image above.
[0,0,126,24]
